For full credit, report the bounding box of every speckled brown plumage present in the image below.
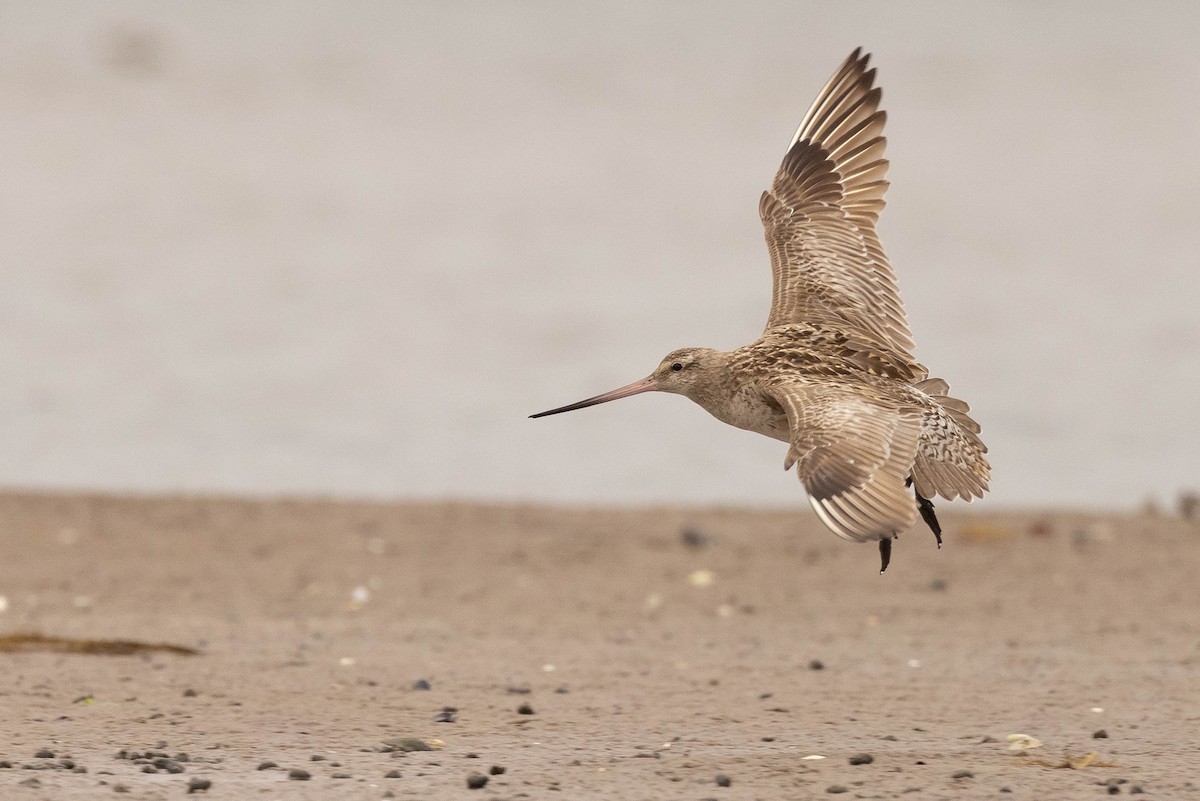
[532,49,991,570]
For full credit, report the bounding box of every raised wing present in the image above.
[767,380,920,543]
[761,49,916,359]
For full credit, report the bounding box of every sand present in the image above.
[0,492,1197,799]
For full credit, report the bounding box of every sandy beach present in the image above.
[1,492,1197,799]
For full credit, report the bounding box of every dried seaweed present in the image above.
[0,632,199,656]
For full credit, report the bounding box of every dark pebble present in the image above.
[141,765,156,774]
[554,686,569,694]
[186,778,211,794]
[1000,788,1012,794]
[1130,785,1144,794]
[332,773,351,779]
[287,769,311,781]
[1094,729,1109,739]
[826,786,848,795]
[183,689,199,697]
[506,686,532,695]
[257,761,277,770]
[930,579,949,591]
[310,755,325,762]
[809,660,825,670]
[175,753,190,762]
[412,679,431,691]
[1107,787,1120,795]
[489,765,506,775]
[385,770,402,778]
[882,735,898,741]
[113,785,129,794]
[952,770,974,779]
[434,707,457,723]
[681,526,713,549]
[517,703,535,715]
[384,738,433,752]
[761,736,775,742]
[466,772,489,789]
[59,759,75,769]
[849,753,874,765]
[34,750,54,759]
[0,761,11,769]
[715,773,732,787]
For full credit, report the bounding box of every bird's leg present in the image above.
[907,476,943,548]
[878,535,893,574]
[916,491,942,548]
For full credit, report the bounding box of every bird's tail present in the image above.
[910,378,990,502]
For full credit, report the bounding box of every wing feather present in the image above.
[762,49,917,363]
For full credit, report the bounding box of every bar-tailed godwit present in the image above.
[532,49,990,572]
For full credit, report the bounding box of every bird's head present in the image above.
[529,347,723,418]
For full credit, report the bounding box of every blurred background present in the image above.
[0,1,1196,510]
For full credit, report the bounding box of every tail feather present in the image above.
[911,378,990,502]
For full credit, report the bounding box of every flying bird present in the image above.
[531,49,990,572]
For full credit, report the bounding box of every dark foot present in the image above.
[878,536,893,574]
[915,490,942,548]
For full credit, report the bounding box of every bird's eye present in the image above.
[671,362,683,372]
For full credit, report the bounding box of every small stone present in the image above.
[809,660,825,670]
[183,689,199,697]
[113,784,129,793]
[0,761,11,768]
[980,736,998,743]
[466,772,488,789]
[715,773,732,787]
[849,753,874,765]
[257,761,277,770]
[34,750,54,759]
[1130,785,1144,794]
[517,703,535,715]
[385,770,402,778]
[952,770,974,779]
[412,679,431,691]
[287,769,311,781]
[1000,788,1012,794]
[930,579,949,591]
[59,759,75,769]
[186,778,211,794]
[489,765,506,775]
[141,765,156,773]
[826,786,848,795]
[434,707,457,723]
[761,736,775,742]
[554,686,569,694]
[332,773,351,779]
[681,526,713,549]
[1107,786,1120,795]
[384,738,433,752]
[1093,729,1109,739]
[310,755,325,762]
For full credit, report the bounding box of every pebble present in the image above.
[517,703,535,715]
[809,659,825,670]
[761,736,775,742]
[434,707,458,723]
[1130,785,1144,794]
[1000,788,1012,794]
[849,753,874,765]
[112,784,129,793]
[332,773,351,779]
[183,689,199,697]
[826,786,848,794]
[257,761,277,770]
[412,679,431,691]
[287,769,311,781]
[186,778,211,794]
[489,765,506,775]
[0,761,11,768]
[952,770,975,779]
[715,773,731,787]
[466,772,489,789]
[681,526,713,549]
[385,738,433,752]
[385,770,402,778]
[34,750,54,759]
[1094,729,1109,739]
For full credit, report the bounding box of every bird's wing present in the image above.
[766,380,920,542]
[760,48,915,359]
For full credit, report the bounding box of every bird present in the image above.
[530,49,989,572]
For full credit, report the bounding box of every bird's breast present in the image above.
[695,388,790,443]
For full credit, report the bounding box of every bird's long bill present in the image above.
[529,376,658,419]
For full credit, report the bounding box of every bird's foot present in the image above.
[915,490,942,548]
[878,535,894,574]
